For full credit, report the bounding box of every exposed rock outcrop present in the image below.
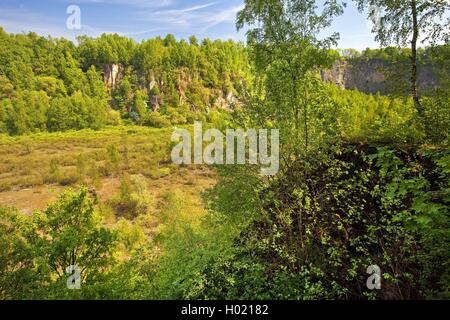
[213,91,238,110]
[104,63,123,89]
[320,61,348,89]
[321,59,441,94]
[104,66,242,112]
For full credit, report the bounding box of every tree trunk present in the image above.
[411,0,422,114]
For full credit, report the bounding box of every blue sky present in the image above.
[0,0,379,50]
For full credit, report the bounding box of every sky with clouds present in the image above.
[0,0,381,50]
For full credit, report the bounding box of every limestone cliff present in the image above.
[321,59,441,94]
[103,63,123,89]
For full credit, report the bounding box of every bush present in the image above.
[189,143,450,300]
[421,94,450,144]
[0,188,117,299]
[47,92,108,132]
[106,109,122,126]
[143,111,171,128]
[109,174,154,219]
[115,219,146,252]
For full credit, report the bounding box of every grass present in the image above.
[0,126,173,190]
[0,125,216,219]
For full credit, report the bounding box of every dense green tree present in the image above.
[61,54,88,95]
[0,75,14,100]
[189,35,199,46]
[132,89,149,124]
[163,34,177,47]
[86,66,107,100]
[46,96,73,132]
[237,0,345,153]
[6,60,35,90]
[47,93,107,132]
[36,76,67,97]
[2,91,49,135]
[0,188,117,299]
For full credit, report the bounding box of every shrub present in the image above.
[421,94,450,144]
[0,188,117,299]
[189,143,450,300]
[143,111,171,128]
[109,174,154,219]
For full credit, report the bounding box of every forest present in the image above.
[0,28,251,134]
[0,0,449,300]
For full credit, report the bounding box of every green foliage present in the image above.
[177,1,450,300]
[0,2,449,301]
[146,191,236,299]
[336,45,450,97]
[109,174,154,219]
[0,29,112,135]
[236,0,345,153]
[0,28,252,135]
[355,0,449,47]
[132,89,149,124]
[0,75,14,100]
[420,93,450,144]
[36,76,67,97]
[2,91,49,135]
[47,92,107,132]
[77,33,137,67]
[0,188,117,299]
[190,144,450,300]
[78,32,251,126]
[113,76,133,115]
[354,0,449,113]
[326,85,420,143]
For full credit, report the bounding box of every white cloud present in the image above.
[201,4,243,31]
[137,2,242,31]
[56,0,173,8]
[164,2,219,13]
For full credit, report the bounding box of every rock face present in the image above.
[104,64,122,88]
[148,75,161,111]
[213,91,238,110]
[321,59,440,94]
[320,61,348,89]
[103,64,241,112]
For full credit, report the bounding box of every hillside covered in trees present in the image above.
[0,27,251,135]
[1,26,449,137]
